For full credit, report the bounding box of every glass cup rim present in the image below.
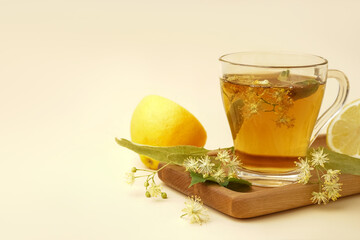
[219,51,328,69]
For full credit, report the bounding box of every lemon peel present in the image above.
[130,95,207,169]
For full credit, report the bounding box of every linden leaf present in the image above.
[188,172,207,187]
[290,79,320,101]
[277,70,290,81]
[226,178,252,192]
[188,171,251,190]
[227,177,252,186]
[116,138,252,191]
[307,147,360,175]
[115,138,210,165]
[227,99,244,139]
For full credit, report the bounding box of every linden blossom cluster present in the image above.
[125,165,168,199]
[245,86,295,128]
[223,76,295,128]
[183,150,242,183]
[181,195,210,225]
[295,147,342,205]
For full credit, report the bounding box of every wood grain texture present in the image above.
[157,135,360,218]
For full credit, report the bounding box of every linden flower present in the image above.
[181,196,210,225]
[310,147,329,167]
[322,169,341,183]
[215,150,231,164]
[276,114,295,128]
[253,79,269,85]
[225,156,242,178]
[323,180,342,201]
[148,183,162,197]
[125,172,135,185]
[198,155,215,178]
[212,167,227,183]
[296,148,342,205]
[248,102,260,115]
[183,157,199,172]
[272,88,287,103]
[295,158,314,184]
[311,191,329,205]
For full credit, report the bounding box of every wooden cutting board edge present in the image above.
[158,163,360,218]
[157,134,360,218]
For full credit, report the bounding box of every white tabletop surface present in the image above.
[1,0,360,239]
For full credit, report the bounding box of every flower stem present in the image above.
[157,162,171,172]
[135,175,153,178]
[136,169,157,173]
[315,167,322,192]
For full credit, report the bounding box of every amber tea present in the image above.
[219,52,349,186]
[221,73,325,173]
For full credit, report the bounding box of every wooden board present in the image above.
[157,135,360,218]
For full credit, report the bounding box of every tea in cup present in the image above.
[219,52,349,186]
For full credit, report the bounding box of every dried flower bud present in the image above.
[145,191,151,198]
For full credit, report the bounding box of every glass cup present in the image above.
[219,52,349,187]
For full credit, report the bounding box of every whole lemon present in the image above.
[130,95,207,169]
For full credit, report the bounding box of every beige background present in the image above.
[1,0,360,239]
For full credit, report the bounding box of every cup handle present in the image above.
[310,69,350,145]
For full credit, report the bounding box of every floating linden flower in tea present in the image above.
[272,88,287,103]
[253,79,270,85]
[275,113,295,128]
[232,78,296,128]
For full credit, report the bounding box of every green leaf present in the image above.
[227,177,252,186]
[189,172,207,187]
[227,99,244,139]
[188,171,251,191]
[115,138,209,165]
[226,178,252,192]
[290,79,319,101]
[314,148,360,175]
[277,70,290,81]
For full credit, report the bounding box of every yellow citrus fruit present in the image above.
[130,95,207,169]
[327,99,360,157]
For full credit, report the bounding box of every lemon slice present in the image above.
[327,99,360,157]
